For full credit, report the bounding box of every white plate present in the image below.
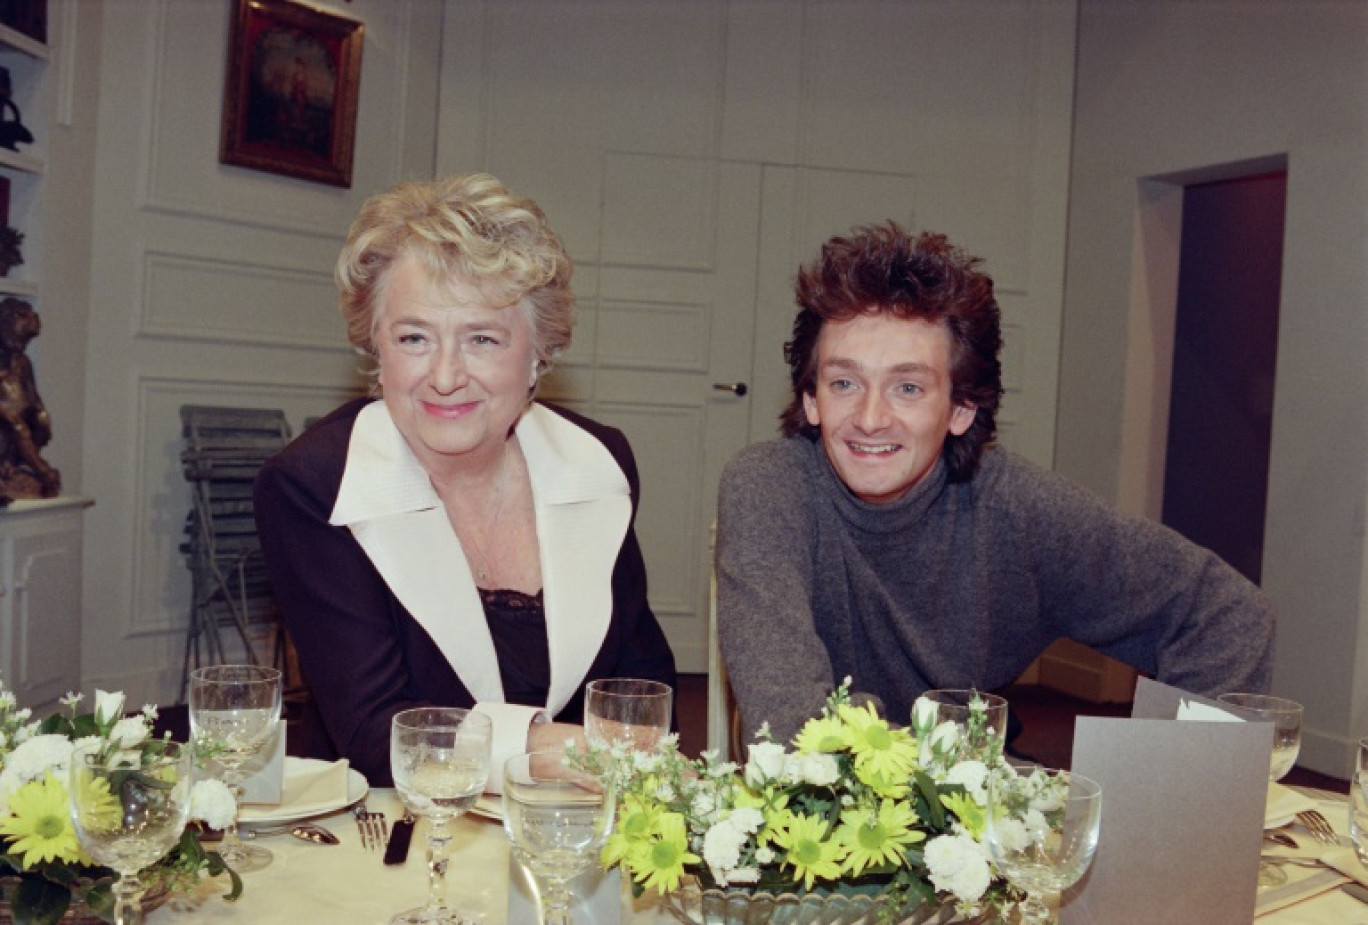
[239,757,369,825]
[469,794,502,822]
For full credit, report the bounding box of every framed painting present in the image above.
[219,0,364,188]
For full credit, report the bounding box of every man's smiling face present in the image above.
[802,312,977,505]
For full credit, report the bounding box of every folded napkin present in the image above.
[1267,782,1320,828]
[240,757,351,821]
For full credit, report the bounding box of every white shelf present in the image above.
[0,277,36,298]
[0,25,47,61]
[0,147,42,175]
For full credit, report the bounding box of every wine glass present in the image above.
[984,767,1102,925]
[503,750,616,925]
[1350,737,1368,864]
[69,739,192,925]
[1218,693,1303,887]
[187,664,282,873]
[390,707,493,925]
[583,678,672,753]
[918,688,1009,759]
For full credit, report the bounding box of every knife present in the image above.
[383,812,415,865]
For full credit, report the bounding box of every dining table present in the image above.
[140,785,1367,924]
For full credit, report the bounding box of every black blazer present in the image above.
[254,398,676,785]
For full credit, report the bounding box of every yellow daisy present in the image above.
[792,714,847,754]
[0,774,92,869]
[837,798,925,876]
[838,702,918,781]
[772,812,844,890]
[627,813,700,894]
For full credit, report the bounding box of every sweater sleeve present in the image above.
[1012,460,1275,697]
[715,442,852,744]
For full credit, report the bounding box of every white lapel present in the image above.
[328,402,631,716]
[518,405,632,716]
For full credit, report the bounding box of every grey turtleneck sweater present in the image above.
[715,435,1275,743]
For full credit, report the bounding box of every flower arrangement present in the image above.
[573,682,1069,922]
[0,681,242,924]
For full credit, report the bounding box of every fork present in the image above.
[352,800,388,851]
[1296,809,1339,845]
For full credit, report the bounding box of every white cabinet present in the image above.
[0,496,90,712]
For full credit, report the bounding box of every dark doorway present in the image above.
[1161,172,1285,584]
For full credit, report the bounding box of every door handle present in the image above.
[712,382,749,397]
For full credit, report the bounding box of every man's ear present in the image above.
[949,402,976,436]
[803,390,820,427]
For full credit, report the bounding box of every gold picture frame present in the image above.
[219,0,363,188]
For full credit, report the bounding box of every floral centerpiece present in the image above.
[572,681,1069,924]
[0,680,242,924]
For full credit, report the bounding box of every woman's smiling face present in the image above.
[375,252,538,475]
[802,312,976,504]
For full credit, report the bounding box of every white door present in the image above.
[539,157,761,672]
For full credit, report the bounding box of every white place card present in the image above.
[1061,679,1272,924]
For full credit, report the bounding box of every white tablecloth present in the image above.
[143,788,1366,924]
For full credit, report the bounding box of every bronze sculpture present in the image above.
[0,298,59,500]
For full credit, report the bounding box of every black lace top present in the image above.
[479,588,550,707]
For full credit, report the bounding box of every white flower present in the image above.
[110,716,151,748]
[744,741,788,787]
[702,819,749,880]
[989,816,1032,852]
[924,834,992,904]
[912,695,939,734]
[94,689,126,727]
[790,752,840,787]
[944,760,989,803]
[2,733,73,783]
[189,778,238,830]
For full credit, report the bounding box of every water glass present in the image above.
[69,739,193,925]
[188,664,282,873]
[918,688,1009,758]
[984,767,1102,925]
[1216,693,1303,781]
[390,707,492,925]
[1350,737,1368,865]
[584,678,672,753]
[503,750,616,925]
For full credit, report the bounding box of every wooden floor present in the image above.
[674,675,1349,793]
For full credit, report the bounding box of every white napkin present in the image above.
[240,757,351,820]
[1266,782,1320,828]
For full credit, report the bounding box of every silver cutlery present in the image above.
[242,823,339,845]
[352,800,387,851]
[1263,830,1299,849]
[1295,809,1339,845]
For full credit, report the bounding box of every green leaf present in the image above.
[10,877,72,925]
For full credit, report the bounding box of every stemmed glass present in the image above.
[390,707,493,925]
[1218,692,1303,887]
[984,767,1102,925]
[503,750,616,925]
[583,678,672,753]
[69,739,193,925]
[1350,737,1368,864]
[187,664,282,873]
[918,688,1009,758]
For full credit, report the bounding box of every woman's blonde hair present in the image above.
[336,173,574,374]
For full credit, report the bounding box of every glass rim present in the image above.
[584,678,672,698]
[920,688,1008,708]
[392,706,490,732]
[189,664,283,683]
[1217,692,1303,715]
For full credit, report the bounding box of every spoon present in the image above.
[242,823,339,845]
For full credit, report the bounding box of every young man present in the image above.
[715,223,1274,743]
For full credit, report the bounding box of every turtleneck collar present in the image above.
[801,434,949,535]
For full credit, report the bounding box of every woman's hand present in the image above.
[526,720,587,755]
